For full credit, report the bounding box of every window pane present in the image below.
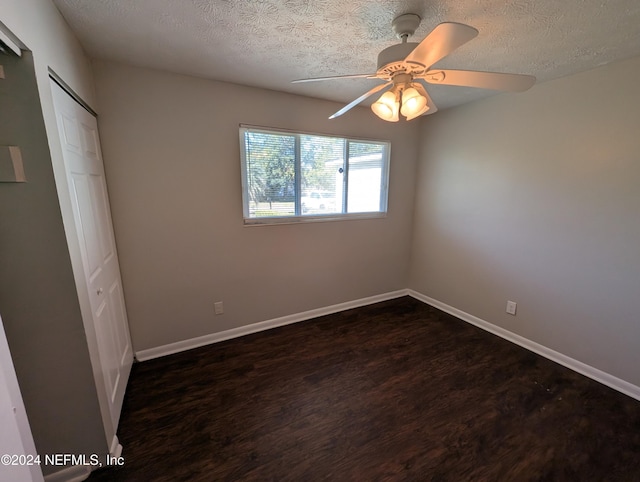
[240,126,389,224]
[300,135,344,215]
[245,132,296,218]
[347,142,386,213]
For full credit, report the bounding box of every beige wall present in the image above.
[92,60,419,352]
[1,0,108,475]
[410,55,640,387]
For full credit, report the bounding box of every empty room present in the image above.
[0,0,639,481]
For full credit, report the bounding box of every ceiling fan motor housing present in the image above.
[377,43,424,76]
[376,14,426,77]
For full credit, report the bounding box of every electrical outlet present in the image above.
[214,301,224,315]
[506,300,517,316]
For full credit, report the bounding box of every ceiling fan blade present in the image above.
[405,22,478,69]
[292,73,378,83]
[329,82,392,119]
[422,69,536,92]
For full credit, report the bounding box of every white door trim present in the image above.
[0,314,44,482]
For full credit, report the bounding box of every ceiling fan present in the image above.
[292,14,536,122]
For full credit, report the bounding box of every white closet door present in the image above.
[51,80,133,432]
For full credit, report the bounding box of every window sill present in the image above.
[243,212,387,226]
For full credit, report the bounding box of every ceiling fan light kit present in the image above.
[371,76,431,122]
[292,13,536,123]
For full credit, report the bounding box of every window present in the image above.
[239,126,390,224]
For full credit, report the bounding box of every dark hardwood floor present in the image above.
[89,297,640,481]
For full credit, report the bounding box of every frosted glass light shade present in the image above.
[371,91,399,122]
[401,87,427,118]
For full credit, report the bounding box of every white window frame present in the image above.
[239,125,391,225]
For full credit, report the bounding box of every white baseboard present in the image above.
[134,288,640,402]
[42,437,122,481]
[408,289,640,402]
[43,465,91,482]
[135,290,409,361]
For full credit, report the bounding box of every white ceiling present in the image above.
[52,0,640,111]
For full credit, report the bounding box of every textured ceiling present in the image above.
[52,0,640,111]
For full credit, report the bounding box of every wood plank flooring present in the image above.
[89,297,640,481]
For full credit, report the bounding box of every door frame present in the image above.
[0,315,44,482]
